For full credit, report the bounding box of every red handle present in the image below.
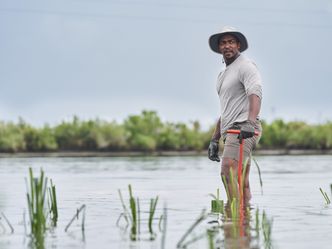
[227,129,259,136]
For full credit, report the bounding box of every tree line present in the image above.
[0,110,331,153]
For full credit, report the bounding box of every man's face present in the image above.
[218,34,241,59]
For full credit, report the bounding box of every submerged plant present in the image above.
[48,179,58,226]
[0,212,14,234]
[160,204,167,249]
[26,168,48,242]
[64,204,86,232]
[206,228,217,249]
[128,184,139,240]
[148,196,159,239]
[176,209,208,248]
[25,168,52,249]
[117,185,164,242]
[209,188,224,214]
[118,185,164,241]
[255,208,260,237]
[221,159,250,202]
[253,157,263,194]
[319,187,331,204]
[261,211,273,249]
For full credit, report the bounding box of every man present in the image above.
[207,26,262,201]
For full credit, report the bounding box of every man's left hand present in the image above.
[238,121,255,140]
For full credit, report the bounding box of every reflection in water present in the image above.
[116,185,164,245]
[0,212,14,234]
[176,201,274,249]
[3,155,327,248]
[26,168,48,249]
[214,201,274,249]
[27,234,45,249]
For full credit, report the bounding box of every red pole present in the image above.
[226,129,259,199]
[238,139,244,198]
[227,129,259,238]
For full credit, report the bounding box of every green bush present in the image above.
[24,126,58,151]
[0,112,331,152]
[0,121,26,152]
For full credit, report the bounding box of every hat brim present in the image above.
[209,31,248,54]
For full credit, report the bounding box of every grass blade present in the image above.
[253,157,263,194]
[176,209,207,248]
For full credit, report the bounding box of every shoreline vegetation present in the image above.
[1,149,332,158]
[0,110,331,156]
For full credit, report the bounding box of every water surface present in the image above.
[0,155,331,248]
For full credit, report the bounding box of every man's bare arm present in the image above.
[248,94,261,123]
[211,117,221,141]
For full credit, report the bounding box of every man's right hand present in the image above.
[208,140,220,162]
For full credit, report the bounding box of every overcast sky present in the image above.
[0,0,331,128]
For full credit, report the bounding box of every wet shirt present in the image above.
[216,54,262,135]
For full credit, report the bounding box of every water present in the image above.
[0,155,332,248]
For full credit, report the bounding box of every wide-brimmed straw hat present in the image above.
[209,26,248,54]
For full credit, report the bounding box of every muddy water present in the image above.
[0,155,331,248]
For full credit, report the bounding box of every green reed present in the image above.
[206,228,216,249]
[230,167,239,200]
[209,188,224,214]
[26,168,47,236]
[0,212,14,234]
[261,211,273,249]
[25,168,49,249]
[240,158,249,197]
[117,185,163,241]
[148,196,159,239]
[221,157,254,202]
[160,204,167,249]
[176,209,207,248]
[48,179,58,226]
[255,208,260,237]
[117,188,130,226]
[117,185,141,240]
[253,157,263,194]
[319,187,331,204]
[64,204,86,232]
[221,175,230,200]
[128,184,139,240]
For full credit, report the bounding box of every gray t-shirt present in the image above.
[216,54,262,135]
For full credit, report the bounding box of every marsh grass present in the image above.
[117,185,161,241]
[209,188,224,214]
[255,208,260,237]
[0,212,14,234]
[26,168,48,245]
[261,211,273,249]
[128,185,139,240]
[48,179,58,226]
[64,204,86,232]
[176,209,208,248]
[252,208,274,249]
[221,157,258,203]
[319,187,331,204]
[206,228,216,249]
[229,167,239,200]
[148,196,159,240]
[160,204,167,249]
[221,175,230,200]
[117,189,130,229]
[26,168,47,233]
[253,157,263,194]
